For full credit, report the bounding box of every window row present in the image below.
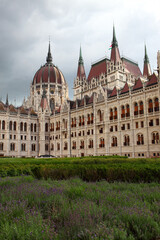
[0,143,36,151]
[109,98,159,120]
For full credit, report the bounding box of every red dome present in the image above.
[32,63,65,85]
[32,43,65,85]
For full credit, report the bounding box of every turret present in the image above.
[110,25,121,64]
[143,45,152,78]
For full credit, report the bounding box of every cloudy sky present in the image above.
[0,0,160,105]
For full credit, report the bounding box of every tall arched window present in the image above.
[126,104,130,117]
[134,102,138,116]
[2,121,5,130]
[72,141,76,150]
[110,108,113,120]
[124,135,130,146]
[152,132,159,144]
[14,122,16,131]
[139,101,144,114]
[9,121,12,131]
[20,122,23,131]
[31,123,33,132]
[89,139,93,148]
[45,123,48,132]
[148,99,153,113]
[114,107,118,120]
[121,105,125,118]
[154,98,159,112]
[34,124,36,132]
[80,140,84,149]
[24,123,27,132]
[111,137,117,147]
[0,142,4,151]
[64,142,68,150]
[99,138,105,148]
[137,134,144,145]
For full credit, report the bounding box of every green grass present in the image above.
[0,176,160,240]
[0,156,160,182]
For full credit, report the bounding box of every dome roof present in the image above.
[32,43,66,85]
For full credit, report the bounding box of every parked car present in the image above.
[36,155,56,158]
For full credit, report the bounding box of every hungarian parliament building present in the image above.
[0,27,160,158]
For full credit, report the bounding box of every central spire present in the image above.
[46,42,52,63]
[110,25,121,64]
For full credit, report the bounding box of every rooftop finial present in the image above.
[46,41,52,63]
[112,25,118,48]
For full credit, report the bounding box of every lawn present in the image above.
[0,176,160,240]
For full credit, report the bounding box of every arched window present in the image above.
[10,143,15,151]
[110,108,113,120]
[99,138,105,148]
[45,144,49,151]
[152,132,159,144]
[34,124,36,132]
[31,144,36,151]
[139,101,144,114]
[2,121,5,130]
[137,134,144,145]
[124,135,130,146]
[154,98,159,112]
[126,104,130,117]
[56,143,60,151]
[24,123,27,132]
[98,109,103,122]
[91,113,94,124]
[82,115,85,126]
[72,141,76,150]
[31,123,33,132]
[20,122,23,131]
[14,122,16,131]
[21,143,26,151]
[80,140,84,149]
[114,107,118,120]
[51,143,54,151]
[111,137,117,147]
[45,123,48,132]
[0,142,4,151]
[148,99,153,113]
[121,105,125,118]
[9,121,12,131]
[64,142,68,150]
[89,139,93,148]
[134,102,138,116]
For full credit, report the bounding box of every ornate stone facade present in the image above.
[0,27,160,158]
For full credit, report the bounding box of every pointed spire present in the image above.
[46,41,52,63]
[110,25,121,64]
[78,46,83,65]
[6,94,9,106]
[144,45,149,63]
[77,46,86,79]
[143,45,151,77]
[112,25,118,48]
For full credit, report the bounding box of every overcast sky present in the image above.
[0,0,160,105]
